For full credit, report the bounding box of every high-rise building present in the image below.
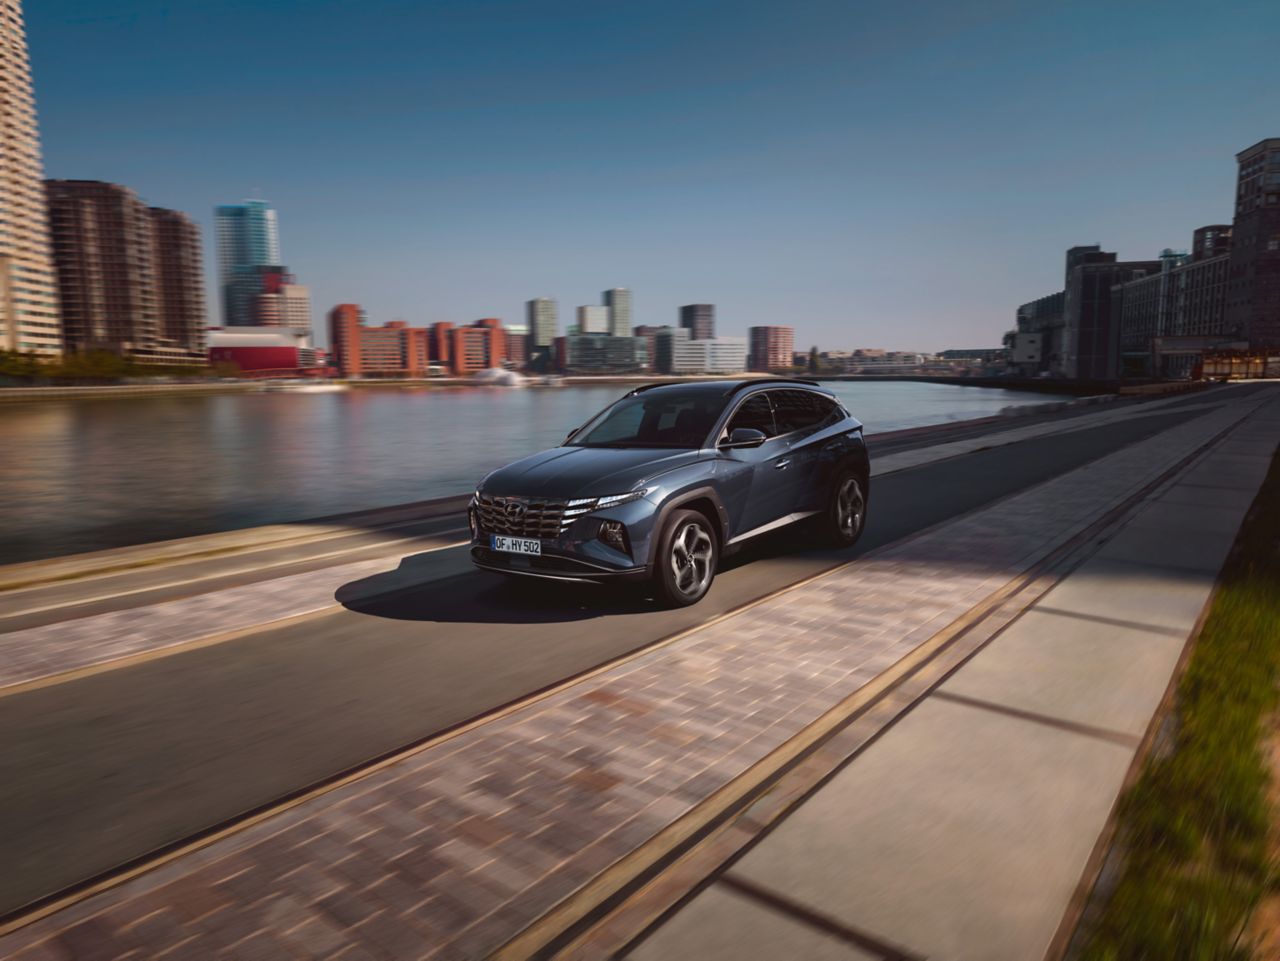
[46,180,155,355]
[666,335,747,374]
[0,0,61,355]
[679,304,715,340]
[215,200,276,326]
[1227,138,1280,348]
[527,297,557,347]
[1063,250,1162,379]
[561,334,647,372]
[149,207,207,355]
[748,326,795,372]
[1018,246,1159,379]
[603,287,631,337]
[46,180,206,363]
[577,305,609,334]
[654,326,690,374]
[215,199,310,335]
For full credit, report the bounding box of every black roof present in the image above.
[625,378,822,398]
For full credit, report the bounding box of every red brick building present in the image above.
[428,322,453,370]
[452,319,506,375]
[328,306,507,377]
[505,330,528,368]
[328,304,366,377]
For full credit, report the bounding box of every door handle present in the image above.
[774,459,792,469]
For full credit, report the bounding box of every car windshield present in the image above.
[569,391,724,449]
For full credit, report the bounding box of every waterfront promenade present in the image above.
[0,381,1276,959]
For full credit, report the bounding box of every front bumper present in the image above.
[469,546,647,583]
[468,495,658,583]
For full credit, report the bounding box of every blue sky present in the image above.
[27,0,1278,350]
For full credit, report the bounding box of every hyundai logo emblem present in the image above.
[504,501,526,520]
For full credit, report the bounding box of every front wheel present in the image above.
[819,471,867,548]
[653,509,718,607]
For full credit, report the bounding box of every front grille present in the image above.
[474,494,595,538]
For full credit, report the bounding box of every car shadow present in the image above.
[334,537,788,625]
[335,549,653,624]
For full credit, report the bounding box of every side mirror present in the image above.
[719,427,767,450]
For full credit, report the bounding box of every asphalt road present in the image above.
[0,404,1215,917]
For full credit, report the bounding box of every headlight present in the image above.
[594,489,650,509]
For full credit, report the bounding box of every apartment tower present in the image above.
[679,304,715,340]
[749,325,795,372]
[526,297,557,347]
[1227,138,1280,348]
[0,0,61,354]
[149,207,207,354]
[603,287,632,338]
[46,180,206,362]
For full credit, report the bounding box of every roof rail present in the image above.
[625,377,823,397]
[728,377,820,392]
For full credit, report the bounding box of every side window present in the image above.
[771,390,838,435]
[725,394,776,438]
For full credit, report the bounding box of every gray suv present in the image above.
[469,379,869,606]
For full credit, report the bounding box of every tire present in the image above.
[653,509,718,607]
[818,469,868,548]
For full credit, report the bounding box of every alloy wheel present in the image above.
[836,477,865,540]
[670,520,714,597]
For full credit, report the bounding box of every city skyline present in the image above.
[25,1,1280,353]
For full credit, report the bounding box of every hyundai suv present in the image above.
[469,379,869,606]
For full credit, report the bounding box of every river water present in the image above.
[1,381,1070,563]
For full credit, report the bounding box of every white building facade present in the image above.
[577,305,609,334]
[603,287,632,338]
[0,0,61,355]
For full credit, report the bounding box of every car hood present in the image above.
[481,446,704,499]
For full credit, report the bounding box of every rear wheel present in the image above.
[819,470,867,548]
[653,509,718,607]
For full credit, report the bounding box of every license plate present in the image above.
[491,535,542,555]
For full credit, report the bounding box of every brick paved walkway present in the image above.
[0,545,464,692]
[0,392,1269,961]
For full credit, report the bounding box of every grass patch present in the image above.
[1080,448,1280,960]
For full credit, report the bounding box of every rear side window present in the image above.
[725,393,776,437]
[770,390,838,435]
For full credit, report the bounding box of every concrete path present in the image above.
[0,389,1273,959]
[626,397,1279,961]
